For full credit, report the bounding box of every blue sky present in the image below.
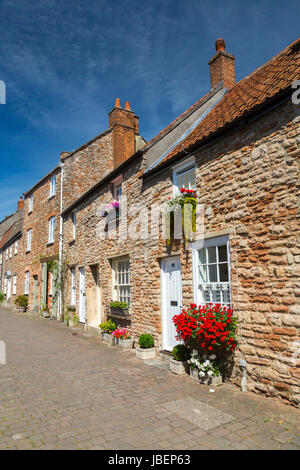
[0,0,299,220]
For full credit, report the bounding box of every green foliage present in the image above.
[67,305,76,312]
[110,301,128,308]
[99,319,117,333]
[41,304,49,312]
[0,293,5,303]
[172,344,191,362]
[138,334,154,349]
[15,295,28,308]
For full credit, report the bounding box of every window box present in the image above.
[110,305,130,317]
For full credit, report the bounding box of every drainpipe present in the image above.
[0,250,3,293]
[58,161,64,320]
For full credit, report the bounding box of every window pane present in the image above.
[219,263,229,282]
[218,245,227,263]
[184,173,189,189]
[207,247,216,264]
[208,264,218,282]
[198,265,207,283]
[198,248,206,264]
[212,289,221,303]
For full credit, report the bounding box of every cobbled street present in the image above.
[0,306,299,450]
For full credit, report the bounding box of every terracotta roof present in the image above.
[0,224,15,250]
[149,38,300,172]
[0,212,23,250]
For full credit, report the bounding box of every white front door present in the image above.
[79,267,86,323]
[161,257,182,351]
[6,276,11,300]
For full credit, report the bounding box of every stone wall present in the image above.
[22,168,61,312]
[62,130,114,211]
[63,98,300,405]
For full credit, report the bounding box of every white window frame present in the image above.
[0,252,2,264]
[27,229,32,252]
[29,194,33,213]
[6,249,8,260]
[13,274,17,295]
[50,175,57,197]
[14,240,18,255]
[172,156,196,195]
[70,268,76,306]
[48,217,55,243]
[72,212,76,240]
[192,235,232,307]
[112,257,130,307]
[24,271,30,295]
[9,246,12,258]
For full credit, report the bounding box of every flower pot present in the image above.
[68,318,74,328]
[41,310,50,319]
[189,368,199,380]
[170,358,188,375]
[17,306,26,313]
[199,375,222,386]
[101,332,112,344]
[115,338,133,350]
[136,347,156,360]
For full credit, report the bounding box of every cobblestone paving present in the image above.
[0,306,299,450]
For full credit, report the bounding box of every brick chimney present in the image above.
[109,99,140,168]
[209,38,235,90]
[17,196,24,211]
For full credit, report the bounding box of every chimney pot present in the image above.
[216,38,226,52]
[115,98,121,108]
[209,38,235,90]
[18,196,24,211]
[125,101,131,111]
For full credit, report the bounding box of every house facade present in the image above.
[0,38,299,405]
[61,39,300,405]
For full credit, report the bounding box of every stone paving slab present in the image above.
[0,306,299,450]
[162,397,236,430]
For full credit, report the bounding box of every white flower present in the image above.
[199,371,205,377]
[209,354,216,360]
[207,370,213,376]
[203,360,210,367]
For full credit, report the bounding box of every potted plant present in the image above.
[170,344,190,375]
[99,319,117,344]
[172,303,238,381]
[112,328,133,350]
[188,351,222,386]
[41,304,50,318]
[135,334,156,360]
[109,301,129,317]
[66,305,77,327]
[15,294,28,313]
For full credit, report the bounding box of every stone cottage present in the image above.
[61,38,300,405]
[0,37,299,405]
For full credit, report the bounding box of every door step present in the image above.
[159,350,173,362]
